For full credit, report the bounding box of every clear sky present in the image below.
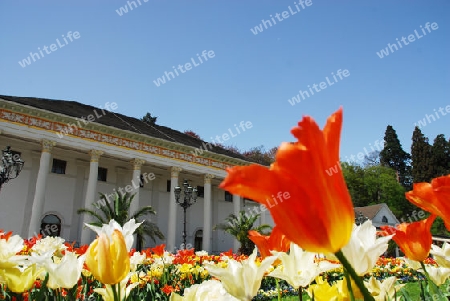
[1,1,449,164]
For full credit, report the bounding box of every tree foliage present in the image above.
[380,125,412,190]
[411,126,433,183]
[242,145,277,166]
[213,210,271,255]
[77,192,164,251]
[431,134,450,178]
[141,112,158,125]
[341,162,413,217]
[184,130,201,140]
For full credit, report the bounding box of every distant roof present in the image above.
[354,203,386,220]
[0,95,252,161]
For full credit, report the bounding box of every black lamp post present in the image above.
[0,146,24,192]
[174,179,197,249]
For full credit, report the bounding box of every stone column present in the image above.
[167,166,182,253]
[71,159,88,243]
[28,140,56,237]
[232,194,241,253]
[129,159,145,216]
[80,150,103,245]
[202,174,214,253]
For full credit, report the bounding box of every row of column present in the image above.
[167,167,222,253]
[27,139,242,252]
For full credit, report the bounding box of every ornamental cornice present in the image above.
[0,101,251,170]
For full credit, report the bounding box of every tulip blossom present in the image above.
[248,226,290,259]
[365,276,405,301]
[405,174,450,230]
[340,220,392,275]
[0,265,39,293]
[85,219,141,251]
[44,252,86,289]
[31,236,66,256]
[130,251,146,272]
[219,108,355,254]
[430,242,450,268]
[85,229,130,284]
[269,243,341,289]
[94,273,139,301]
[205,248,277,301]
[419,266,450,286]
[169,280,239,301]
[380,215,436,262]
[0,233,26,269]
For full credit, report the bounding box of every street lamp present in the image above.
[174,179,198,249]
[0,146,24,191]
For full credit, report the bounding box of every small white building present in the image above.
[354,203,400,228]
[0,95,272,253]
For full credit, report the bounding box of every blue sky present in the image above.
[1,1,449,163]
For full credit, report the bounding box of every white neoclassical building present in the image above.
[0,95,272,253]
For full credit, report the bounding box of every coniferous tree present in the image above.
[411,126,433,183]
[431,134,450,177]
[141,112,158,125]
[380,125,412,190]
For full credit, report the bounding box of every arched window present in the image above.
[40,214,62,237]
[194,229,203,251]
[382,216,388,223]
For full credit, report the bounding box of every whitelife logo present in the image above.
[250,0,313,35]
[18,31,81,68]
[153,50,215,87]
[376,22,438,59]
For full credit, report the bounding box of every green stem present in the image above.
[112,284,119,301]
[275,278,281,301]
[420,261,446,301]
[335,250,375,301]
[344,269,356,301]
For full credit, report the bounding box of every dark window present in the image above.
[167,180,171,192]
[40,214,61,237]
[140,174,144,188]
[98,167,107,182]
[197,186,204,198]
[51,159,67,174]
[225,191,233,202]
[382,216,388,223]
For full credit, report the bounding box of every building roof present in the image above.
[354,203,385,220]
[0,95,253,162]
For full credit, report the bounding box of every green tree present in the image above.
[431,134,450,178]
[411,126,433,183]
[77,192,164,251]
[213,210,271,255]
[380,125,412,190]
[141,112,158,125]
[342,162,412,216]
[341,162,368,207]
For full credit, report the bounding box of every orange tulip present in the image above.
[406,174,450,230]
[220,107,354,254]
[85,229,130,284]
[248,226,291,259]
[380,215,436,262]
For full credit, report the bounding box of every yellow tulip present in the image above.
[0,265,38,293]
[85,229,130,284]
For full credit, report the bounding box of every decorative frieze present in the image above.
[0,108,240,170]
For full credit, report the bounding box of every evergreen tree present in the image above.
[431,134,450,178]
[141,112,158,125]
[380,125,412,189]
[411,126,433,183]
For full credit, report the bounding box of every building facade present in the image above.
[0,95,272,253]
